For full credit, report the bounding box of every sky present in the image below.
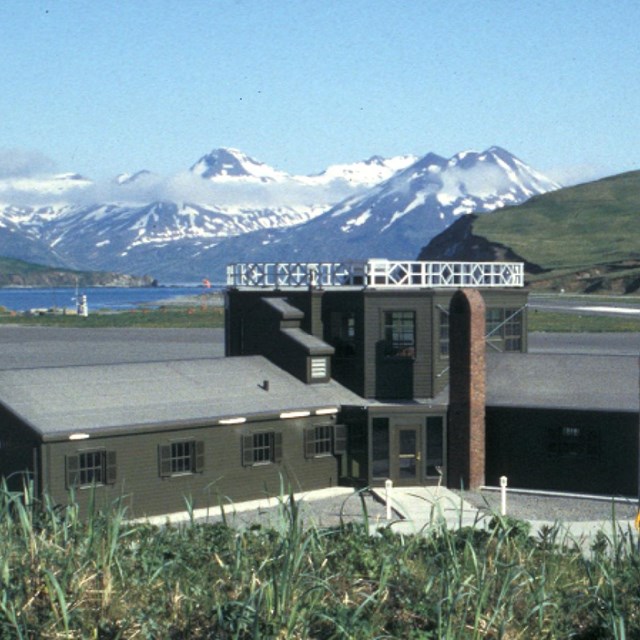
[1,0,639,188]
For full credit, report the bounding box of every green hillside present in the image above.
[473,170,640,267]
[0,257,154,288]
[423,170,640,293]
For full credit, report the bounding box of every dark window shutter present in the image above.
[194,440,205,473]
[242,434,254,467]
[333,424,347,455]
[105,451,117,485]
[272,432,283,463]
[158,445,172,478]
[304,426,316,458]
[66,454,80,488]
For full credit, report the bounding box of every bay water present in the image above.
[0,286,220,313]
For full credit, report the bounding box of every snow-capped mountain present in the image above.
[190,148,291,182]
[204,147,560,272]
[0,146,558,282]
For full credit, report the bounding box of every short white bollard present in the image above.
[385,479,393,520]
[500,476,508,516]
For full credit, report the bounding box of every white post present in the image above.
[385,479,393,520]
[500,475,508,516]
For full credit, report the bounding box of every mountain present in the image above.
[0,147,556,283]
[0,256,154,288]
[190,148,291,181]
[418,170,640,294]
[207,146,559,271]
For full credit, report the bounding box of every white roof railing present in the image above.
[226,259,524,289]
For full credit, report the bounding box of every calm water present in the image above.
[0,286,220,312]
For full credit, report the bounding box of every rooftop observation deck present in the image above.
[227,259,524,289]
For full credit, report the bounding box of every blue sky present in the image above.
[1,0,639,186]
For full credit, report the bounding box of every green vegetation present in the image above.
[475,170,640,269]
[1,483,639,638]
[470,170,640,293]
[0,305,224,328]
[1,299,637,332]
[0,257,153,287]
[529,310,640,332]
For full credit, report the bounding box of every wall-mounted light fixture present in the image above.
[279,410,311,419]
[219,417,247,425]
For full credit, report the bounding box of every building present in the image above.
[0,259,636,517]
[0,356,362,515]
[226,259,528,491]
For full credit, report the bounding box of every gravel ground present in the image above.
[198,491,389,530]
[196,489,640,531]
[457,489,639,522]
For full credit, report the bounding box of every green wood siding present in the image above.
[43,416,342,517]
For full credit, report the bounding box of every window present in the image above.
[439,309,449,357]
[372,417,390,478]
[66,450,117,488]
[158,440,204,478]
[426,416,445,478]
[485,307,523,352]
[304,424,347,458]
[384,311,416,358]
[242,431,283,466]
[486,308,503,343]
[330,312,356,357]
[547,426,601,458]
[504,308,522,352]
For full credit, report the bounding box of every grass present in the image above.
[2,299,636,332]
[529,310,640,332]
[473,170,640,270]
[0,305,225,329]
[1,481,639,639]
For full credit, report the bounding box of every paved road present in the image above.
[529,331,640,355]
[0,326,225,369]
[529,293,640,318]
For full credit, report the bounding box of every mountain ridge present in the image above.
[0,146,559,283]
[418,170,640,294]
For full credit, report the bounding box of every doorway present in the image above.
[392,425,422,485]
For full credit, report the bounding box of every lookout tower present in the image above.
[225,258,527,488]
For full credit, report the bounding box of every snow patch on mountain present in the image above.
[0,145,559,281]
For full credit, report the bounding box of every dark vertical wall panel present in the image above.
[486,407,638,496]
[0,405,39,492]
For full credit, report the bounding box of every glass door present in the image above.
[395,426,421,484]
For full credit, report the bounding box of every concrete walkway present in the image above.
[141,485,638,552]
[371,485,483,533]
[371,485,639,548]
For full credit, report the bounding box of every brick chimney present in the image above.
[447,288,486,490]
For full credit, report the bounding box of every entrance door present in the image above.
[394,426,422,485]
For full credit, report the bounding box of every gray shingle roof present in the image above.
[0,356,365,440]
[487,352,639,413]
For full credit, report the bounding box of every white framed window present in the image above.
[242,431,283,466]
[158,440,204,477]
[384,311,416,358]
[66,450,117,488]
[304,424,347,458]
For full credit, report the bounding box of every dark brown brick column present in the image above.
[447,289,486,490]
